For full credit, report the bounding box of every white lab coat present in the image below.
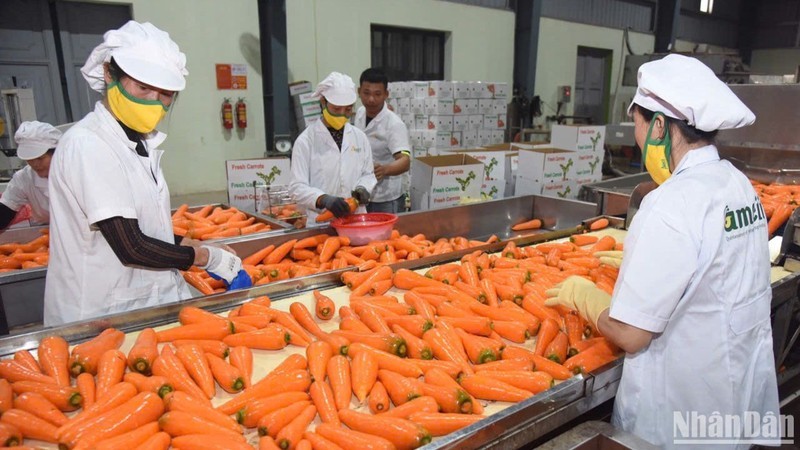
[44,102,190,326]
[609,146,780,449]
[290,120,377,224]
[354,104,410,203]
[0,166,49,225]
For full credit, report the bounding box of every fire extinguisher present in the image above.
[221,98,233,130]
[236,98,247,129]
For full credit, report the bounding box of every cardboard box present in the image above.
[410,154,484,210]
[493,99,508,115]
[453,99,479,115]
[453,82,474,99]
[541,179,579,199]
[412,81,429,99]
[428,81,453,99]
[478,99,495,115]
[397,98,411,115]
[514,175,543,197]
[412,146,429,158]
[410,98,426,115]
[418,130,437,147]
[446,148,517,181]
[461,130,479,148]
[491,130,505,145]
[430,115,453,132]
[551,124,606,152]
[296,92,317,105]
[573,149,604,182]
[468,115,484,131]
[483,114,507,130]
[517,147,578,183]
[481,179,506,200]
[400,114,414,130]
[452,115,469,132]
[289,81,313,96]
[299,102,321,116]
[425,98,454,115]
[388,81,411,99]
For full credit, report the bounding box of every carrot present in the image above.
[243,244,276,266]
[422,329,472,376]
[347,343,422,378]
[339,408,432,450]
[479,370,553,394]
[63,392,165,449]
[93,421,160,450]
[459,374,533,402]
[378,369,422,407]
[205,353,244,393]
[123,373,173,398]
[492,320,530,343]
[544,331,569,363]
[229,346,253,389]
[13,350,40,373]
[313,290,335,320]
[350,350,379,405]
[303,431,345,450]
[393,269,443,290]
[265,239,299,265]
[0,408,58,443]
[10,381,82,411]
[216,369,311,416]
[151,346,209,403]
[589,218,610,231]
[36,336,70,386]
[331,330,407,357]
[13,391,68,426]
[183,271,216,296]
[589,235,616,252]
[261,435,283,450]
[257,401,312,438]
[174,344,216,398]
[236,392,310,428]
[156,320,233,342]
[224,324,291,350]
[769,203,793,236]
[0,422,22,447]
[309,380,340,426]
[95,349,127,400]
[379,395,439,419]
[327,355,352,410]
[408,412,484,436]
[472,358,533,372]
[419,383,473,414]
[178,306,226,325]
[369,279,394,296]
[368,381,390,414]
[455,329,501,365]
[403,292,436,321]
[294,234,329,249]
[170,434,253,450]
[271,310,315,344]
[305,341,333,384]
[525,353,575,380]
[511,218,542,231]
[127,328,158,375]
[391,325,433,360]
[133,431,171,450]
[319,236,341,264]
[173,339,230,359]
[0,380,11,414]
[315,423,395,450]
[533,318,559,357]
[290,302,349,355]
[60,382,137,439]
[276,404,317,450]
[570,234,599,246]
[0,360,55,384]
[159,410,245,441]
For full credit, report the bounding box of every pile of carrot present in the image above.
[182,230,501,296]
[262,204,302,221]
[0,228,49,272]
[0,231,623,449]
[751,181,800,237]
[172,204,272,241]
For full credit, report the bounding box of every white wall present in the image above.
[750,49,800,76]
[286,0,515,89]
[80,0,266,197]
[534,17,655,126]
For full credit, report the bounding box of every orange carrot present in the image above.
[459,374,533,402]
[0,422,22,447]
[151,346,209,403]
[10,381,82,411]
[156,320,233,343]
[223,324,290,350]
[183,271,215,296]
[347,343,422,378]
[0,380,12,414]
[0,360,55,384]
[492,320,530,343]
[368,381,390,414]
[319,237,341,264]
[235,392,310,428]
[38,335,70,386]
[175,344,216,399]
[314,290,335,320]
[378,369,422,407]
[472,358,533,372]
[479,370,553,394]
[290,302,349,355]
[60,382,136,436]
[455,329,501,365]
[164,391,241,433]
[216,369,311,416]
[589,218,610,231]
[173,339,230,359]
[13,391,68,426]
[331,330,407,357]
[570,234,599,246]
[123,373,173,398]
[534,318,560,357]
[257,401,312,438]
[303,431,345,450]
[327,355,352,410]
[379,395,439,419]
[265,239,299,265]
[171,434,252,450]
[158,410,245,441]
[178,306,226,325]
[315,423,395,450]
[133,431,171,450]
[408,412,485,436]
[95,349,127,400]
[391,325,433,360]
[276,404,317,450]
[0,408,58,443]
[127,328,158,375]
[545,331,569,364]
[309,380,340,425]
[244,244,277,266]
[339,408,432,450]
[92,421,160,450]
[206,353,245,393]
[590,235,616,252]
[511,218,542,231]
[229,346,253,389]
[419,383,473,414]
[13,350,40,373]
[350,350,379,404]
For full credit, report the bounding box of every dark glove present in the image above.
[319,194,351,218]
[352,186,370,205]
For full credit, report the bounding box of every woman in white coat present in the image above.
[546,54,780,449]
[44,21,245,327]
[290,72,377,224]
[0,121,60,229]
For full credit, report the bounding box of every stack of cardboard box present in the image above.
[289,81,321,131]
[387,81,509,158]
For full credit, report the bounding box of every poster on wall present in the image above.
[226,157,291,212]
[216,64,248,89]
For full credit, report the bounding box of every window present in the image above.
[371,25,445,81]
[700,0,714,14]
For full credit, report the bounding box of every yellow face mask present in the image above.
[107,80,169,133]
[642,112,672,185]
[322,106,349,130]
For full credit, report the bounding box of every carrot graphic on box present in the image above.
[456,171,477,191]
[589,156,600,174]
[559,159,574,181]
[557,186,572,198]
[257,166,282,185]
[590,133,602,152]
[484,157,498,179]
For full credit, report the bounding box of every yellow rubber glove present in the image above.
[593,250,623,268]
[545,276,611,329]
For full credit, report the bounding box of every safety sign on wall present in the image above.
[216,64,248,89]
[226,157,291,211]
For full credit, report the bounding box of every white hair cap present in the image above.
[628,54,755,132]
[81,21,188,93]
[312,72,357,106]
[14,121,62,160]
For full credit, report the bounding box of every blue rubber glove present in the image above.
[209,269,253,290]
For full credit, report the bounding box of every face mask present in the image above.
[107,80,169,133]
[642,112,672,185]
[322,106,349,130]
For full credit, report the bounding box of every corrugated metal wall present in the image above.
[540,0,655,33]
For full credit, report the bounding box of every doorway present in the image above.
[574,46,612,125]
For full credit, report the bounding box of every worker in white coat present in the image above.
[546,55,780,449]
[0,121,61,229]
[44,21,247,327]
[290,72,377,224]
[355,68,410,213]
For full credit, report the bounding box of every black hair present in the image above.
[47,148,55,156]
[359,68,389,90]
[107,57,126,82]
[635,104,718,144]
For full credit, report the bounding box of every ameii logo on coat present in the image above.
[724,196,767,241]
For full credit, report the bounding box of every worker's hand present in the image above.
[352,186,371,205]
[593,250,623,268]
[545,276,611,329]
[201,245,243,284]
[319,194,351,218]
[374,163,386,181]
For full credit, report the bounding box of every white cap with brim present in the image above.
[14,121,62,160]
[312,72,357,106]
[81,21,188,93]
[627,54,755,132]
